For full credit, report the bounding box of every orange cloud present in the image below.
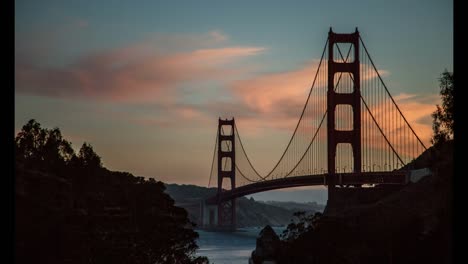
[190,47,266,63]
[15,31,266,104]
[228,60,391,136]
[232,60,320,114]
[226,59,435,168]
[359,92,438,163]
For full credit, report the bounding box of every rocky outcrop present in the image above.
[250,225,281,264]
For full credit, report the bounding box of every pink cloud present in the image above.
[143,30,233,51]
[123,103,214,129]
[16,32,266,103]
[209,30,229,42]
[358,92,438,161]
[232,60,319,114]
[367,93,436,143]
[231,91,436,174]
[224,58,435,165]
[389,93,437,145]
[227,60,392,136]
[232,61,390,116]
[190,47,266,62]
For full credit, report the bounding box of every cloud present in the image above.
[232,61,318,114]
[16,25,436,159]
[190,47,266,62]
[359,92,438,160]
[209,30,229,42]
[15,31,266,104]
[226,60,392,135]
[222,58,435,165]
[390,93,438,145]
[15,30,269,133]
[144,30,232,51]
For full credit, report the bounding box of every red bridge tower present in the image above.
[327,28,362,197]
[217,118,236,230]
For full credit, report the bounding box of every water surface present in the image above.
[196,227,285,264]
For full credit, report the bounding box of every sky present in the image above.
[15,0,452,203]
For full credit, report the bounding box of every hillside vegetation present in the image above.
[256,140,453,264]
[164,184,325,227]
[15,119,208,264]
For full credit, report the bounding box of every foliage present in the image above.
[15,119,209,264]
[15,119,74,175]
[431,70,454,145]
[280,211,322,242]
[76,142,103,169]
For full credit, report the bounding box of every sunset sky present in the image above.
[15,0,452,202]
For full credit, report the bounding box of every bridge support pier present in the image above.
[324,185,404,215]
[216,118,236,231]
[327,28,362,200]
[200,201,218,228]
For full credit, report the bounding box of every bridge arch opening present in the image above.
[220,125,232,136]
[220,140,232,152]
[220,157,232,172]
[335,143,354,173]
[333,73,354,94]
[332,43,355,63]
[221,176,234,191]
[335,104,353,131]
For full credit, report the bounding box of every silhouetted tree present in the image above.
[15,119,74,175]
[281,211,322,242]
[77,142,102,169]
[431,70,454,145]
[15,119,209,264]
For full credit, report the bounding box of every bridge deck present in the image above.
[205,171,408,204]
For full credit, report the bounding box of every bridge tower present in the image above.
[327,28,362,198]
[217,118,236,230]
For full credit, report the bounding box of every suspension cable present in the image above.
[255,38,329,179]
[284,110,328,177]
[222,126,259,183]
[335,45,405,165]
[235,164,260,183]
[359,37,427,150]
[234,41,352,179]
[234,124,265,180]
[208,132,218,187]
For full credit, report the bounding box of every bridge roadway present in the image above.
[205,171,408,204]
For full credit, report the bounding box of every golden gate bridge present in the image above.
[201,28,428,230]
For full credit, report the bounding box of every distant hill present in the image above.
[164,184,325,228]
[259,200,324,213]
